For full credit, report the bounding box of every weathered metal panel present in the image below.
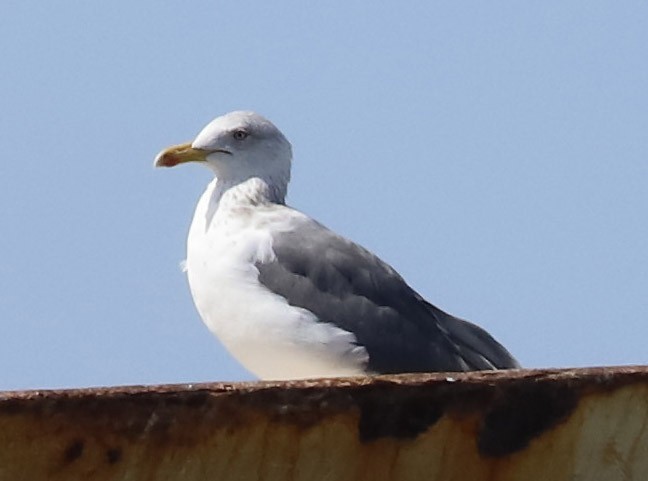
[1,367,647,480]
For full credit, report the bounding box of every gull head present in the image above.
[155,111,292,184]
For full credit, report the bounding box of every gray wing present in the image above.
[256,219,519,373]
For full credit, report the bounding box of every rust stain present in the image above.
[0,366,648,481]
[477,382,579,457]
[355,389,444,441]
[105,447,121,464]
[0,367,646,445]
[62,439,84,464]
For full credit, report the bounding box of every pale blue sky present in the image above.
[1,2,646,390]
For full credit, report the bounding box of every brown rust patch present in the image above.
[106,447,122,464]
[62,439,84,464]
[0,367,647,456]
[0,398,25,415]
[356,390,444,441]
[0,367,645,481]
[478,381,579,457]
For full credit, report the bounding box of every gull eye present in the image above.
[233,129,249,141]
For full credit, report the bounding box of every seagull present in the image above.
[155,111,519,379]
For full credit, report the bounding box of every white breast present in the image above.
[184,180,368,380]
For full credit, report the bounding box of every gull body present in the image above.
[156,111,519,380]
[186,178,369,378]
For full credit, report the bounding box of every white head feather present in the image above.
[192,111,292,192]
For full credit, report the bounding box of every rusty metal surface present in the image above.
[1,366,648,480]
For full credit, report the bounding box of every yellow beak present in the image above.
[154,143,208,168]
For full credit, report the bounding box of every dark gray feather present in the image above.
[256,220,519,373]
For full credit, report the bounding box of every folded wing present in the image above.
[256,218,519,374]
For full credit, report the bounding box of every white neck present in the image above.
[204,154,290,207]
[199,177,285,233]
[200,176,286,231]
[213,176,287,208]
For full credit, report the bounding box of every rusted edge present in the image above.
[1,366,646,458]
